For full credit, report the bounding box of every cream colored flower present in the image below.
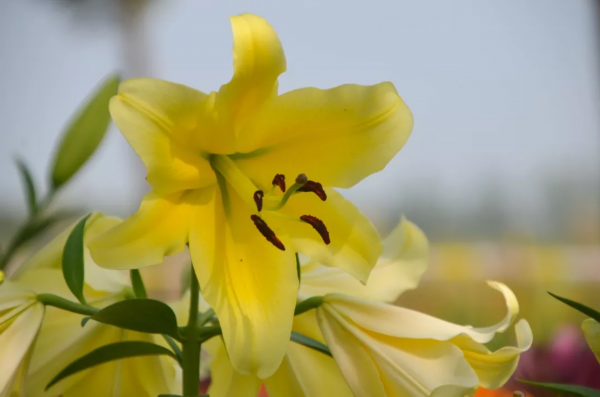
[0,284,44,397]
[13,213,181,396]
[316,283,532,397]
[581,318,600,364]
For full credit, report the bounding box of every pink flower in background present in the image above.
[507,325,600,395]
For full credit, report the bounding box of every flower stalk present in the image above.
[182,266,201,396]
[37,293,99,316]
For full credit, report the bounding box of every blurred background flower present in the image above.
[1,0,599,386]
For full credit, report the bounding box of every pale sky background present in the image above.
[1,0,599,233]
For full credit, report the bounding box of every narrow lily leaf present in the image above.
[548,292,600,323]
[162,334,182,364]
[130,269,148,299]
[46,341,176,390]
[290,331,332,357]
[14,158,37,216]
[518,379,600,396]
[50,74,120,190]
[11,214,61,253]
[90,299,179,338]
[295,252,301,284]
[62,214,91,304]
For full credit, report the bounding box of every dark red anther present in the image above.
[300,215,330,245]
[253,190,264,212]
[272,174,286,192]
[251,215,285,251]
[297,181,327,201]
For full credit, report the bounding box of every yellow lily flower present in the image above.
[0,284,44,397]
[581,318,600,364]
[13,214,181,396]
[317,283,532,397]
[88,13,413,377]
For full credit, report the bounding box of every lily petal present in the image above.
[582,318,600,364]
[219,14,286,135]
[280,188,381,284]
[190,180,297,378]
[205,339,262,397]
[452,319,533,389]
[321,281,519,345]
[234,82,412,189]
[317,301,478,397]
[110,78,216,193]
[265,311,353,397]
[89,190,198,269]
[300,217,428,302]
[206,311,353,397]
[0,295,43,397]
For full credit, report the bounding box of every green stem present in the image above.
[294,296,324,316]
[182,267,201,397]
[0,190,56,271]
[130,269,148,299]
[37,293,99,316]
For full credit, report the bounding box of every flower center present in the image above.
[211,155,331,251]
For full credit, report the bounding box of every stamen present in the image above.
[272,174,286,192]
[297,181,327,201]
[253,190,264,212]
[251,215,285,251]
[300,215,330,245]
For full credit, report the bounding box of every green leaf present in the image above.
[14,158,37,216]
[290,331,332,357]
[62,214,91,304]
[295,252,301,285]
[130,269,147,299]
[548,292,600,323]
[90,299,179,338]
[518,379,600,396]
[46,341,176,390]
[50,73,120,190]
[161,334,182,364]
[11,215,61,251]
